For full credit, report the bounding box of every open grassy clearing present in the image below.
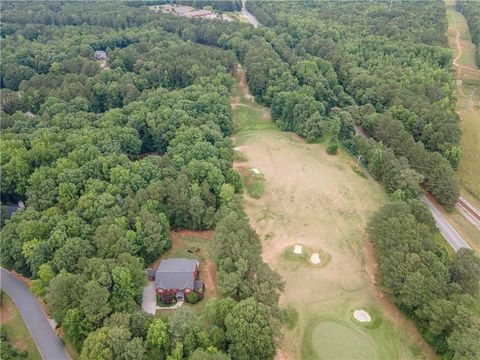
[0,293,42,360]
[231,72,435,359]
[446,1,480,201]
[151,230,218,316]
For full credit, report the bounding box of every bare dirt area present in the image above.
[235,67,254,102]
[203,260,217,299]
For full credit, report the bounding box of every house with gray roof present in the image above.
[94,50,107,61]
[151,258,203,301]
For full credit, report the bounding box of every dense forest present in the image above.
[0,2,281,359]
[368,201,480,359]
[236,0,461,209]
[1,1,479,359]
[457,0,480,66]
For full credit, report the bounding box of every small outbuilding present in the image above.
[94,50,107,61]
[5,201,25,219]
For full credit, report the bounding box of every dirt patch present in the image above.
[138,151,162,160]
[236,68,254,102]
[275,349,291,360]
[0,300,15,323]
[170,229,213,241]
[203,260,217,298]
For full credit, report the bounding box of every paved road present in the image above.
[421,195,471,251]
[0,268,69,360]
[241,0,260,28]
[354,125,471,252]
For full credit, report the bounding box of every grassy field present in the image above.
[0,293,41,360]
[231,71,436,359]
[446,1,480,200]
[445,1,480,252]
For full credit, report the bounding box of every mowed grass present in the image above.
[303,319,379,360]
[233,104,276,132]
[231,73,432,359]
[0,293,41,360]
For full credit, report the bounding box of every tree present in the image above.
[31,263,54,296]
[81,327,113,360]
[168,306,201,352]
[46,272,85,323]
[146,319,169,356]
[450,249,480,295]
[225,298,275,360]
[124,337,146,360]
[63,309,92,352]
[135,209,170,263]
[189,348,230,360]
[80,281,111,325]
[130,310,153,339]
[111,266,137,313]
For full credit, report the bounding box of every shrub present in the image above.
[186,292,199,303]
[160,293,174,305]
[282,307,298,329]
[327,140,339,155]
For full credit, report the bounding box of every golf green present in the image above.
[310,321,379,359]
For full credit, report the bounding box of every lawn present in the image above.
[0,293,42,360]
[231,69,435,359]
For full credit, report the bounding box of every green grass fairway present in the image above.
[305,320,379,360]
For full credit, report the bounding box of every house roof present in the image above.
[94,50,107,60]
[155,258,198,290]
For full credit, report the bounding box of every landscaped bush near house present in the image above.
[186,292,199,304]
[159,293,175,305]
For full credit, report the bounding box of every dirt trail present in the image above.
[451,27,480,76]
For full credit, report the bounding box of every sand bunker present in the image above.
[293,244,303,254]
[353,310,371,323]
[251,168,261,174]
[310,253,321,264]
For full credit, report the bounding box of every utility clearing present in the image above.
[445,1,480,252]
[231,68,436,359]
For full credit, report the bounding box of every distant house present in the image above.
[5,201,25,219]
[149,258,203,301]
[94,50,107,61]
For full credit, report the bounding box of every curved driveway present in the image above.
[1,268,69,360]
